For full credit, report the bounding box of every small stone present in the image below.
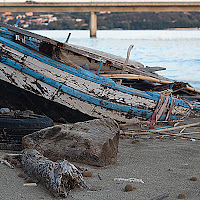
[16,162,22,168]
[125,184,133,192]
[178,193,186,199]
[149,136,155,140]
[25,177,38,183]
[18,173,27,179]
[190,177,197,181]
[83,171,93,177]
[132,140,140,144]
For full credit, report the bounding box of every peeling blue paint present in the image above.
[0,36,197,111]
[0,55,180,121]
[0,36,160,101]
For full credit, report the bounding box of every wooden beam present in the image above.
[149,122,200,133]
[101,74,172,84]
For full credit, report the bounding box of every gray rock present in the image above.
[22,118,119,167]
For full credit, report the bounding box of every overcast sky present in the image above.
[0,0,200,2]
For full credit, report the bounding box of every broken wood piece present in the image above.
[144,66,166,73]
[147,191,169,200]
[114,177,144,183]
[101,74,172,84]
[1,160,14,169]
[121,131,152,135]
[21,149,88,197]
[119,44,134,84]
[23,183,37,187]
[4,153,22,158]
[180,131,200,135]
[179,127,186,134]
[150,122,200,133]
[186,86,200,94]
[152,131,200,140]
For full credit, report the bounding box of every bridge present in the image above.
[0,1,200,37]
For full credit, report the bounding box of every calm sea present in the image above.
[33,30,200,90]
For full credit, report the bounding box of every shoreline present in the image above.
[1,117,200,199]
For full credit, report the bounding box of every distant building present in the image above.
[25,12,33,17]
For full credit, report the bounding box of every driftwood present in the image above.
[186,86,200,94]
[21,149,88,197]
[150,122,200,132]
[179,131,200,135]
[154,132,200,140]
[147,191,169,200]
[101,74,172,84]
[118,45,134,84]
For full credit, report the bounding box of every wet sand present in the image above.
[0,118,200,200]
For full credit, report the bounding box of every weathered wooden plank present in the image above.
[101,74,172,84]
[0,42,157,110]
[144,66,166,72]
[0,31,199,122]
[150,122,200,132]
[0,22,170,82]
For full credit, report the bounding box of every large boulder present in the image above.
[22,118,119,167]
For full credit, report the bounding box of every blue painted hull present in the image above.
[0,26,199,122]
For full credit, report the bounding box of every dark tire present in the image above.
[0,114,54,150]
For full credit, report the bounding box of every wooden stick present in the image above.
[1,160,14,169]
[4,153,22,158]
[147,191,169,200]
[23,183,37,187]
[101,74,172,84]
[152,131,200,140]
[177,132,200,135]
[119,45,134,84]
[121,131,153,135]
[186,86,200,94]
[150,122,200,133]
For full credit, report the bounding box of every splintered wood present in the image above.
[21,149,89,197]
[120,121,200,140]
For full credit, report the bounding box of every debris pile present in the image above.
[120,120,200,141]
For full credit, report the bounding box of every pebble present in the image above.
[190,177,197,181]
[83,171,93,177]
[15,162,22,168]
[125,184,134,192]
[132,140,140,144]
[178,193,186,199]
[18,173,27,179]
[25,177,39,183]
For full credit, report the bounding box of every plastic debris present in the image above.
[114,177,144,183]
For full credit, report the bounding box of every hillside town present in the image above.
[1,11,200,30]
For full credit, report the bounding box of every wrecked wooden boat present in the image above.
[0,22,199,95]
[0,23,200,123]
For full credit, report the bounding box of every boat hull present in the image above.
[0,36,196,123]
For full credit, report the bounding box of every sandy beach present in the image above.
[0,118,200,200]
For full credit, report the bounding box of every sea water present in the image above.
[33,29,200,89]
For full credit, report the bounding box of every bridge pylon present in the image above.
[90,11,97,38]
